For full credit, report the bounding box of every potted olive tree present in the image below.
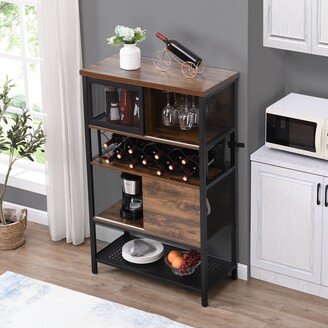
[0,78,46,250]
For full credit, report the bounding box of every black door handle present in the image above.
[325,185,328,207]
[317,183,321,206]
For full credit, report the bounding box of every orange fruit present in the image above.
[172,257,184,269]
[168,250,181,264]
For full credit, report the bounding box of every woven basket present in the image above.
[0,208,27,251]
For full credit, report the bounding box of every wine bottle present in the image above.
[141,154,152,165]
[128,144,138,155]
[128,139,147,155]
[168,161,179,171]
[156,166,165,176]
[129,160,138,169]
[103,134,121,149]
[181,150,198,165]
[182,165,199,182]
[120,89,133,125]
[154,150,164,160]
[156,32,202,66]
[104,154,116,164]
[116,149,125,159]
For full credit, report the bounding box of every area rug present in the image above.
[0,271,191,328]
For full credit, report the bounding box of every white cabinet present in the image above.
[312,0,328,56]
[263,0,312,53]
[322,177,328,287]
[251,162,323,283]
[264,0,328,57]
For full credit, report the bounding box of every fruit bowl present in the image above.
[165,251,201,276]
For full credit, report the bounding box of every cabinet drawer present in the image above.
[86,77,144,135]
[143,177,200,247]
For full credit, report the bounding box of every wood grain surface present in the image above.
[1,222,328,327]
[143,176,200,246]
[80,55,239,97]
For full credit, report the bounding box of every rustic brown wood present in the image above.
[94,200,144,230]
[91,157,200,188]
[143,176,200,246]
[94,200,199,248]
[1,223,328,328]
[80,55,239,97]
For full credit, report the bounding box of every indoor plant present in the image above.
[0,78,46,250]
[107,25,146,70]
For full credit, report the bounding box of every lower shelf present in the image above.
[96,234,235,292]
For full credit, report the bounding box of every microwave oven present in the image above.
[265,93,328,160]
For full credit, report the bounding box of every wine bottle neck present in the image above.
[156,32,168,43]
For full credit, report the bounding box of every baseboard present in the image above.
[251,266,328,300]
[3,202,48,226]
[237,263,248,281]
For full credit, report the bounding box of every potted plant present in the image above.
[0,78,46,250]
[107,25,146,71]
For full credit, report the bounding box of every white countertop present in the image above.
[251,145,328,177]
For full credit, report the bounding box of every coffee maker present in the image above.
[120,173,143,220]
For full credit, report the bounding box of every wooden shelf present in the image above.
[94,201,200,248]
[92,157,224,188]
[94,201,144,231]
[80,55,239,97]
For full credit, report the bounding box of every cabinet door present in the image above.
[251,162,323,283]
[264,0,312,53]
[322,178,328,286]
[312,0,328,56]
[86,78,144,135]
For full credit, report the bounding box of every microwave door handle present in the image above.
[325,185,328,207]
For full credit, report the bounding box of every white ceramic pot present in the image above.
[120,44,141,70]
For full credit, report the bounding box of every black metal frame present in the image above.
[82,76,238,307]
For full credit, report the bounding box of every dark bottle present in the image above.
[140,152,152,165]
[180,150,199,165]
[113,138,130,159]
[120,89,133,125]
[156,166,165,176]
[156,32,202,66]
[116,149,125,160]
[182,165,199,182]
[128,139,147,155]
[103,134,122,149]
[129,160,138,169]
[168,161,179,171]
[154,150,164,160]
[104,154,116,164]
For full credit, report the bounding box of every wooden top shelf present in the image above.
[80,55,239,97]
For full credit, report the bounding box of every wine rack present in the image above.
[81,55,239,307]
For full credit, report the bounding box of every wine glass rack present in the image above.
[80,55,240,307]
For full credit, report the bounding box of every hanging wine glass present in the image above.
[162,92,174,126]
[178,95,194,130]
[171,93,179,124]
[191,96,199,127]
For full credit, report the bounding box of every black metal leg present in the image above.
[199,97,208,307]
[90,220,98,274]
[83,78,98,275]
[231,267,238,280]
